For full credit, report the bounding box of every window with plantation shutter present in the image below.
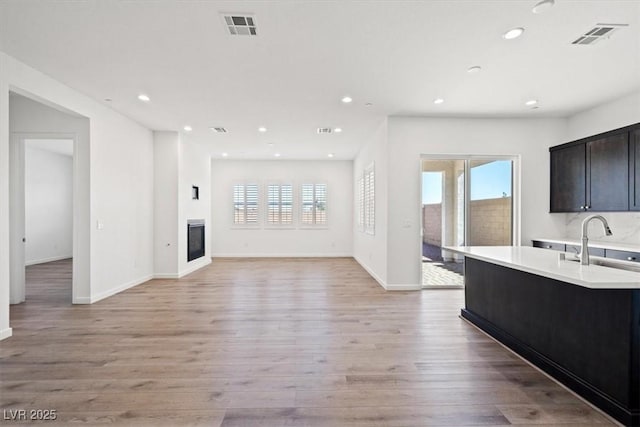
[233,183,259,226]
[357,176,364,231]
[366,167,375,233]
[358,164,376,234]
[301,183,327,226]
[267,183,293,226]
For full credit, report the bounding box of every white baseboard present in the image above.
[177,258,212,278]
[212,253,353,258]
[85,274,154,304]
[0,327,13,340]
[153,258,213,280]
[25,255,72,266]
[73,296,91,304]
[385,283,421,291]
[353,255,387,290]
[153,273,180,279]
[353,256,420,291]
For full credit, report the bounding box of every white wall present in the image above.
[353,119,389,287]
[153,132,212,277]
[211,159,353,257]
[178,139,211,274]
[1,52,154,340]
[24,145,73,265]
[0,53,11,338]
[385,117,567,287]
[561,90,640,244]
[567,90,640,140]
[89,106,153,303]
[153,131,179,276]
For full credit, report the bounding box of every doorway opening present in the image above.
[421,156,517,288]
[24,139,74,304]
[9,90,89,312]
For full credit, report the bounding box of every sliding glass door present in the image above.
[421,157,515,288]
[468,159,513,246]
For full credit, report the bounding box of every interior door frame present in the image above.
[9,132,77,304]
[419,154,521,283]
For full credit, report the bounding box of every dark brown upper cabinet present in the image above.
[631,127,640,211]
[550,125,635,213]
[550,143,586,212]
[588,132,629,211]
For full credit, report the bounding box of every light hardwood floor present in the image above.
[1,258,616,426]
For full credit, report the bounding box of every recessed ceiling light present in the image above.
[433,98,445,105]
[137,94,150,102]
[274,153,281,157]
[503,27,525,40]
[334,128,343,133]
[221,152,228,157]
[467,66,482,73]
[341,96,353,104]
[525,99,538,106]
[328,153,335,158]
[532,0,555,14]
[183,125,192,132]
[258,126,267,133]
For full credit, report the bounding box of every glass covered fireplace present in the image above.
[187,219,205,262]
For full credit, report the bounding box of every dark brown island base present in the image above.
[447,246,640,427]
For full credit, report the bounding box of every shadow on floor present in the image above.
[422,242,463,287]
[422,242,444,261]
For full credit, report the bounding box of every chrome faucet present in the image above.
[579,215,613,265]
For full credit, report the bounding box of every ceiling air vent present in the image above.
[572,23,627,45]
[317,128,333,134]
[223,14,257,36]
[210,127,227,133]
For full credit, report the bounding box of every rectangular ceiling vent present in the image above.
[572,23,627,45]
[210,127,227,133]
[223,14,257,36]
[317,127,333,134]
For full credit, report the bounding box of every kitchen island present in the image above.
[446,246,640,427]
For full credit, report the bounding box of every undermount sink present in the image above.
[560,253,640,273]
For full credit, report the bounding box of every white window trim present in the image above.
[265,182,295,228]
[231,182,261,229]
[299,182,328,229]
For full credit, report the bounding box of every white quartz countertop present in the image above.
[531,237,640,253]
[444,246,640,289]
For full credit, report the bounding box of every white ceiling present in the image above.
[1,1,639,160]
